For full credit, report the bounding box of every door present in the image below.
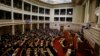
[60,26,64,32]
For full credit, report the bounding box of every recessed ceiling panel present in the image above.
[40,0,72,4]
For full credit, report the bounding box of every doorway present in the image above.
[60,26,64,32]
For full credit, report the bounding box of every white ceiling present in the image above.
[40,0,72,4]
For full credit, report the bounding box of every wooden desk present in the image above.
[26,48,30,56]
[1,48,10,56]
[12,48,19,56]
[66,48,71,56]
[47,48,54,56]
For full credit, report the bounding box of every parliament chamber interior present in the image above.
[0,0,100,56]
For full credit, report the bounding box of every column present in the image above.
[22,0,24,21]
[44,23,45,29]
[30,5,32,30]
[30,24,33,30]
[38,6,39,21]
[12,25,15,35]
[11,0,14,22]
[11,0,15,35]
[37,7,39,29]
[37,23,39,29]
[22,24,25,34]
[59,9,60,22]
[84,0,90,23]
[44,8,45,15]
[22,0,25,34]
[97,16,100,28]
[98,16,100,24]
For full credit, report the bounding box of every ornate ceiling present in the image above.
[40,0,72,4]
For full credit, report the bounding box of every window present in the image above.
[6,12,11,20]
[14,13,22,20]
[45,23,50,29]
[33,24,37,29]
[39,16,44,20]
[54,17,59,21]
[13,0,22,9]
[67,8,73,15]
[55,9,59,15]
[45,9,50,14]
[60,9,66,15]
[96,0,100,7]
[39,7,44,14]
[60,17,65,21]
[45,17,50,21]
[32,16,37,20]
[0,0,11,6]
[24,2,31,11]
[32,5,38,13]
[66,17,72,22]
[39,23,44,29]
[24,15,30,20]
[0,10,11,20]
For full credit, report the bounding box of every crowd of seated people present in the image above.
[22,28,60,56]
[0,28,94,56]
[0,28,62,56]
[0,33,29,56]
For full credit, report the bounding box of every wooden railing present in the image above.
[83,27,100,47]
[0,20,25,27]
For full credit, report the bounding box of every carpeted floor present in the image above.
[53,37,66,56]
